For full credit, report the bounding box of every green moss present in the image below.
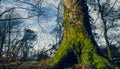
[93,54,113,69]
[53,41,71,64]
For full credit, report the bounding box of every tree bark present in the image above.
[0,35,5,58]
[52,0,115,69]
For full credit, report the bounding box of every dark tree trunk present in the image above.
[52,0,115,69]
[0,35,5,58]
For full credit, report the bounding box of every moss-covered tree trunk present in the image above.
[52,0,116,69]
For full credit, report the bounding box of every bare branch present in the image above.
[0,7,15,17]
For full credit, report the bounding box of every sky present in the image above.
[0,0,61,51]
[2,0,120,52]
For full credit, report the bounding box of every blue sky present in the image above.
[0,0,61,50]
[1,0,120,52]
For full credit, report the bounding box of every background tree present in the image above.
[0,11,23,62]
[88,0,120,61]
[20,28,37,61]
[0,9,37,62]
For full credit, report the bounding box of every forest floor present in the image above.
[0,61,42,69]
[1,60,120,69]
[0,60,53,69]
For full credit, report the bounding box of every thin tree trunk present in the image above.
[7,20,11,57]
[0,35,5,58]
[97,0,112,61]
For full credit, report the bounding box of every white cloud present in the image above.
[30,26,40,32]
[44,0,60,7]
[34,33,55,50]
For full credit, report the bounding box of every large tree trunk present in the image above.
[52,0,115,69]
